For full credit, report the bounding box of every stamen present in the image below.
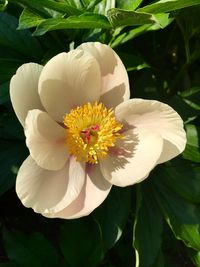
[63,102,123,164]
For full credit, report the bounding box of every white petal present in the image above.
[25,109,68,171]
[16,156,85,214]
[77,42,130,108]
[10,63,44,126]
[115,99,186,163]
[43,164,112,219]
[100,128,163,187]
[38,50,101,122]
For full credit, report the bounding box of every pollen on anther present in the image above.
[63,102,123,164]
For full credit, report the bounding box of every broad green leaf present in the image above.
[60,218,104,267]
[107,8,168,27]
[116,0,143,10]
[183,125,200,163]
[63,0,84,9]
[110,13,172,47]
[153,177,200,251]
[87,0,104,10]
[3,229,60,267]
[0,140,27,195]
[133,183,163,267]
[189,249,200,267]
[9,0,82,16]
[153,160,200,203]
[137,0,200,14]
[0,12,42,60]
[33,13,111,36]
[18,8,45,29]
[94,187,131,249]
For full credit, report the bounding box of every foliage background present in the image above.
[0,0,200,266]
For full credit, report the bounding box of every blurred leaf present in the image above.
[180,87,200,111]
[0,262,19,267]
[133,183,163,267]
[167,95,200,123]
[153,177,200,251]
[118,52,149,71]
[0,58,23,84]
[137,0,200,14]
[154,159,200,204]
[94,187,131,249]
[0,0,7,11]
[189,249,200,267]
[9,0,82,16]
[107,8,169,27]
[60,218,104,267]
[175,6,200,41]
[18,8,45,29]
[0,140,27,196]
[0,82,9,104]
[33,13,111,35]
[3,229,60,267]
[0,12,42,60]
[183,124,200,163]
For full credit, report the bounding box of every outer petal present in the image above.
[100,128,163,187]
[16,156,85,214]
[77,42,130,108]
[38,50,101,122]
[25,109,68,171]
[43,164,112,219]
[10,63,44,126]
[115,99,186,164]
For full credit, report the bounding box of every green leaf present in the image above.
[33,13,111,36]
[18,8,45,29]
[167,95,200,123]
[133,183,163,267]
[189,249,200,267]
[107,8,168,27]
[0,82,9,104]
[0,12,43,60]
[0,0,7,11]
[110,13,172,47]
[153,160,200,204]
[180,87,200,111]
[9,0,82,16]
[0,58,23,83]
[116,0,144,11]
[3,229,60,267]
[59,218,104,267]
[0,262,19,267]
[94,187,131,249]
[153,177,200,251]
[183,124,200,163]
[0,140,28,195]
[117,52,149,71]
[137,0,200,14]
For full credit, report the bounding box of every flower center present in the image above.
[63,102,123,164]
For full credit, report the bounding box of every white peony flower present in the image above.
[10,42,186,219]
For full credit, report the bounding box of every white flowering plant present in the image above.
[0,0,200,267]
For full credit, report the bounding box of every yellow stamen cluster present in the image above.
[63,102,123,164]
